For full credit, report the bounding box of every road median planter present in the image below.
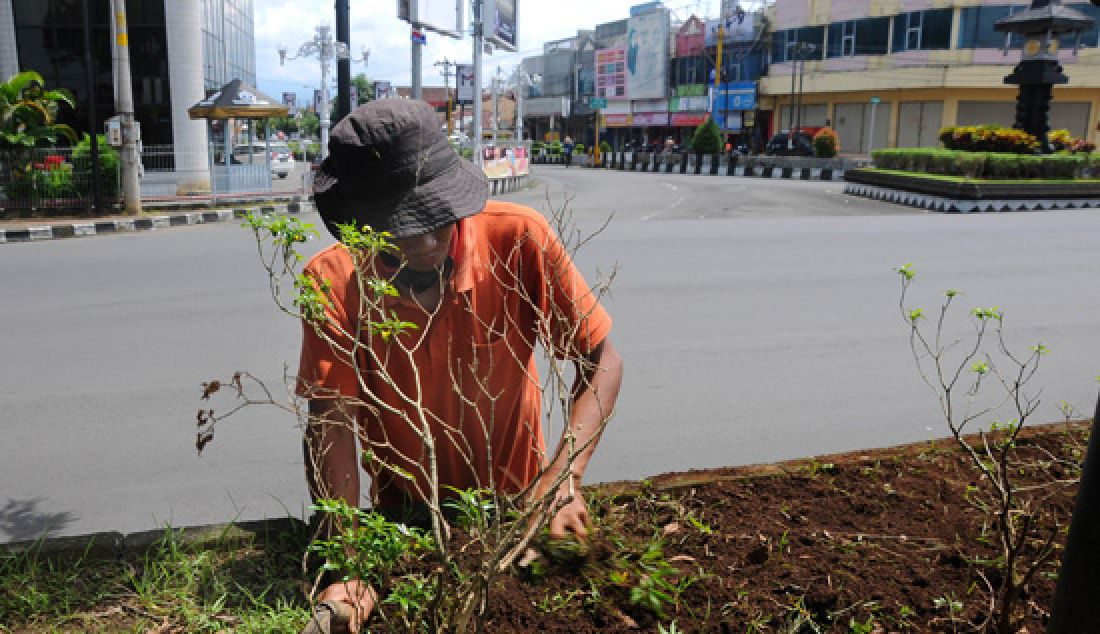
[845,168,1100,200]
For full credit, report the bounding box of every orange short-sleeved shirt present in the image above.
[296,201,612,507]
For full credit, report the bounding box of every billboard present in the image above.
[374,81,394,100]
[595,47,627,100]
[626,7,670,100]
[704,13,755,45]
[712,81,756,131]
[484,0,517,52]
[456,64,475,103]
[397,0,463,38]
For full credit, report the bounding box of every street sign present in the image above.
[411,30,427,45]
[590,97,608,109]
[871,96,880,104]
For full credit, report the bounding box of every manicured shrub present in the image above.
[691,117,724,155]
[872,147,1090,180]
[72,133,120,197]
[939,125,1039,154]
[599,140,612,154]
[1040,154,1084,179]
[812,127,839,158]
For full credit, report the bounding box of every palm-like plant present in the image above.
[1,70,77,150]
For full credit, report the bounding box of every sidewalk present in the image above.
[0,192,313,244]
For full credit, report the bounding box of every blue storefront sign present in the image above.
[711,81,756,131]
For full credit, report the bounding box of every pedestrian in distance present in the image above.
[301,99,623,631]
[563,135,574,167]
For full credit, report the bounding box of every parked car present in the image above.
[231,141,296,178]
[765,130,816,157]
[268,142,295,179]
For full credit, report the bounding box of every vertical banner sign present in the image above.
[349,85,358,107]
[374,80,393,100]
[485,0,517,52]
[595,48,627,99]
[313,89,323,112]
[626,7,670,100]
[282,91,297,116]
[456,64,475,104]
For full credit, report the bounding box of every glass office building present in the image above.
[0,0,257,193]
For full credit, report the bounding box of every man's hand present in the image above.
[316,579,375,634]
[548,487,590,540]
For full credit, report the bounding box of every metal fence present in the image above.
[0,146,121,214]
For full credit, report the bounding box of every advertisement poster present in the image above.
[456,64,474,104]
[480,145,529,178]
[595,47,627,100]
[374,80,393,100]
[704,13,755,46]
[399,0,463,37]
[486,0,517,51]
[626,8,670,101]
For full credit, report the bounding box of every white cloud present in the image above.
[254,0,684,104]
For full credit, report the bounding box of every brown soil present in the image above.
[480,421,1086,633]
[4,422,1086,633]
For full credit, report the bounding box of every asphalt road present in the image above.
[3,165,1099,542]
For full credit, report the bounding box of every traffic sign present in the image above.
[590,97,608,109]
[411,30,427,45]
[870,96,880,104]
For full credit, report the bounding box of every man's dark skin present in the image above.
[304,223,624,629]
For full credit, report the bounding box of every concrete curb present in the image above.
[0,200,314,244]
[843,183,1100,213]
[1,517,309,561]
[584,158,847,182]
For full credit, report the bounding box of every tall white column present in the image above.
[164,0,210,193]
[0,0,19,81]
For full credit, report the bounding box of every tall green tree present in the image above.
[351,73,373,105]
[299,111,320,139]
[0,71,77,150]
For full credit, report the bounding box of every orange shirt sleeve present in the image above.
[295,248,362,400]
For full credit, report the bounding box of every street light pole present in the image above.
[279,25,367,161]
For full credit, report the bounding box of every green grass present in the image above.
[859,168,1100,186]
[0,526,312,633]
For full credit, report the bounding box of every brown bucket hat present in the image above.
[312,99,488,240]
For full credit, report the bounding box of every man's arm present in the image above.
[305,398,360,507]
[539,338,624,539]
[305,399,376,632]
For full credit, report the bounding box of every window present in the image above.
[828,17,889,57]
[892,9,951,52]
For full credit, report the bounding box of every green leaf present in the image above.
[894,263,915,280]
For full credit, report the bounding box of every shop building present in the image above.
[758,0,1100,155]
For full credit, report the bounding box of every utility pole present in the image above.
[110,0,140,214]
[335,0,351,122]
[410,1,422,99]
[471,0,484,161]
[492,66,503,144]
[713,23,724,126]
[435,58,456,136]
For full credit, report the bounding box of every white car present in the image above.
[269,142,295,179]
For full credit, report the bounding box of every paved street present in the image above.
[3,165,1099,542]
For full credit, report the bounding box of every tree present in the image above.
[299,111,320,139]
[269,116,299,136]
[691,117,723,156]
[352,73,373,105]
[0,70,77,151]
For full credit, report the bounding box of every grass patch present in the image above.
[0,525,312,633]
[858,168,1100,185]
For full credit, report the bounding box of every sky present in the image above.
[254,0,725,105]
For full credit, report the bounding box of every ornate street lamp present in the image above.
[278,25,368,160]
[993,0,1094,153]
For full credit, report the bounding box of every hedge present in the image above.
[871,148,1097,180]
